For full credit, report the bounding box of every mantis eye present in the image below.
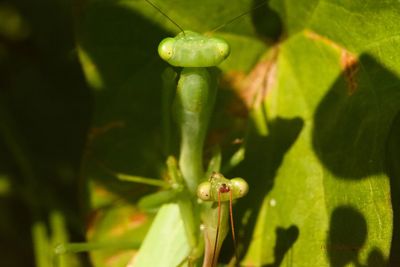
[230,178,249,198]
[216,41,230,59]
[158,37,175,61]
[197,181,211,201]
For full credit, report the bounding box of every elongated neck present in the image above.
[175,67,218,193]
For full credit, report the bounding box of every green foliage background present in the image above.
[0,0,399,266]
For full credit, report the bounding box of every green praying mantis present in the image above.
[54,0,265,266]
[131,3,251,264]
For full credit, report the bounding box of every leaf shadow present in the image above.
[251,0,283,42]
[326,206,367,267]
[386,111,400,266]
[326,205,388,267]
[312,54,400,180]
[223,116,303,262]
[77,1,172,197]
[263,225,299,267]
[312,54,400,266]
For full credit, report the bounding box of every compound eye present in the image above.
[230,178,249,198]
[197,181,211,201]
[216,40,230,59]
[158,38,175,61]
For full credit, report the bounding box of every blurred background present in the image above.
[0,0,91,266]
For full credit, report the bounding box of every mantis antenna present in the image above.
[143,0,185,34]
[209,1,268,33]
[144,0,267,36]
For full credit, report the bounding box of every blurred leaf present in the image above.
[0,3,30,41]
[130,203,190,267]
[87,204,152,267]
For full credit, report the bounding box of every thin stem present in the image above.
[54,241,139,254]
[116,174,169,187]
[93,157,170,187]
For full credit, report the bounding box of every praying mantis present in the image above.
[55,0,263,266]
[129,2,251,264]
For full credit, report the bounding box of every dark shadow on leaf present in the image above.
[386,111,400,266]
[327,209,389,267]
[77,1,172,199]
[313,54,400,265]
[263,225,299,267]
[367,247,387,267]
[221,117,303,262]
[327,206,367,267]
[313,54,400,179]
[251,0,283,42]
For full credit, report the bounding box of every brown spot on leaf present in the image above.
[223,46,279,112]
[128,213,148,228]
[206,47,279,147]
[340,50,359,95]
[305,30,359,94]
[305,30,343,51]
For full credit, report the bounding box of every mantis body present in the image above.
[155,21,249,266]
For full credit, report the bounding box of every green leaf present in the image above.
[87,204,152,267]
[130,203,190,267]
[233,1,399,266]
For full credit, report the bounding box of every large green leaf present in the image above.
[231,1,399,266]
